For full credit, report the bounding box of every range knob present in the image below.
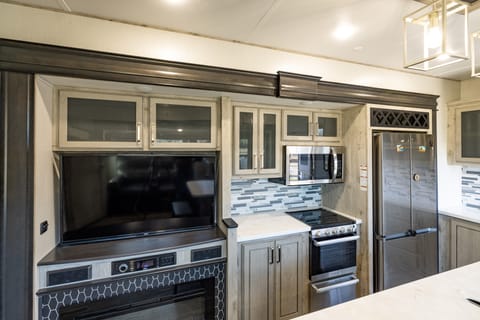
[339,227,345,233]
[324,230,331,236]
[118,263,129,273]
[331,229,337,235]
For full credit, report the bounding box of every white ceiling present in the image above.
[5,0,480,80]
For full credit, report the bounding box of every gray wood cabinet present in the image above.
[451,218,480,268]
[239,233,308,320]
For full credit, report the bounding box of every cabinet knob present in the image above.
[413,173,420,182]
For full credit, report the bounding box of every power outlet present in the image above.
[40,221,49,235]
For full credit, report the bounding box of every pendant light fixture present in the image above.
[404,0,469,71]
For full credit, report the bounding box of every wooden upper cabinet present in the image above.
[58,90,143,149]
[233,106,281,177]
[57,91,218,150]
[282,110,342,143]
[149,97,217,149]
[449,101,480,164]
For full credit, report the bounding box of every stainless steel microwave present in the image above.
[282,146,345,185]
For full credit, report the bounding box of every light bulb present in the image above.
[427,26,442,49]
[427,10,442,49]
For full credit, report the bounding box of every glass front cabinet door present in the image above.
[149,98,217,149]
[454,104,480,163]
[234,106,281,176]
[283,110,342,143]
[58,91,143,149]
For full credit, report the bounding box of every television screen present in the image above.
[60,153,217,244]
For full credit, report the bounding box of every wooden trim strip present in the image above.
[278,71,439,109]
[0,39,277,96]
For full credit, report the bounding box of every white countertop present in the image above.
[233,211,311,242]
[439,206,480,224]
[294,262,480,320]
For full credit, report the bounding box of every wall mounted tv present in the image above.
[59,153,217,244]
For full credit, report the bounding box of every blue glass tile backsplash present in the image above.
[230,178,321,215]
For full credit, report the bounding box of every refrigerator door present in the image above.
[410,134,438,232]
[375,231,438,290]
[374,132,438,291]
[374,132,412,237]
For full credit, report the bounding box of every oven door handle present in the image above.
[311,275,359,294]
[312,235,359,247]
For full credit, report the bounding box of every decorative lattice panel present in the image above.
[371,108,429,129]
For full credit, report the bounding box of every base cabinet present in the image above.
[451,218,480,268]
[239,233,308,320]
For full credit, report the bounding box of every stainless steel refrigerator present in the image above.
[373,132,438,292]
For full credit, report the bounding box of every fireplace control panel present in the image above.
[111,252,176,275]
[38,239,226,289]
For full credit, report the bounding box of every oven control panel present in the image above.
[313,224,357,239]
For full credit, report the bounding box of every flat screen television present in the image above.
[59,153,217,244]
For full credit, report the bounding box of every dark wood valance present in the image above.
[0,39,438,109]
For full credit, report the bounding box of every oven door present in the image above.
[310,234,358,280]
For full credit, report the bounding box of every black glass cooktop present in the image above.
[287,208,355,229]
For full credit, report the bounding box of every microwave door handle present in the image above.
[310,154,315,181]
[332,151,338,181]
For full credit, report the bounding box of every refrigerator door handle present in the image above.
[414,227,437,235]
[379,231,410,241]
[377,228,437,242]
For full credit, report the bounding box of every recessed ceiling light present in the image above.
[333,23,356,41]
[164,0,188,6]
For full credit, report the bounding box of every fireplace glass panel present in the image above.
[59,279,215,320]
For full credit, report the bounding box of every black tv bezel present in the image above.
[57,151,218,246]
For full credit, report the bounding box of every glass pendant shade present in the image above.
[404,0,468,70]
[472,31,480,77]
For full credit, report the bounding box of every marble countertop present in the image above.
[232,211,311,242]
[439,206,480,224]
[294,262,480,320]
[232,207,362,242]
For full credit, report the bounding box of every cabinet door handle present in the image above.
[253,154,257,170]
[314,122,319,136]
[269,247,274,264]
[260,154,264,169]
[309,122,313,136]
[136,122,142,144]
[151,124,156,144]
[277,245,281,263]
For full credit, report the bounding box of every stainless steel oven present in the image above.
[310,230,359,311]
[311,233,358,281]
[288,208,359,312]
